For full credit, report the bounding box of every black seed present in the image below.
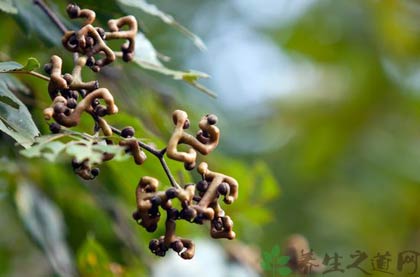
[146,223,158,232]
[85,36,94,48]
[66,4,80,18]
[64,108,71,116]
[79,89,87,98]
[67,98,77,109]
[86,56,95,67]
[96,27,106,39]
[184,162,195,171]
[71,158,81,169]
[196,180,209,192]
[171,240,184,253]
[132,211,140,221]
[121,126,135,138]
[183,119,190,129]
[63,73,73,85]
[217,182,229,195]
[95,105,107,117]
[49,123,61,134]
[91,168,100,176]
[54,103,66,114]
[150,195,161,206]
[43,63,52,75]
[196,131,210,144]
[167,208,179,220]
[181,207,196,221]
[149,239,159,251]
[165,188,178,199]
[206,114,218,125]
[70,90,79,100]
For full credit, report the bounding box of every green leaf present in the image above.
[22,57,40,71]
[77,235,113,277]
[278,255,291,265]
[133,33,216,97]
[0,79,40,148]
[0,0,17,14]
[271,244,280,256]
[21,134,129,166]
[278,266,292,276]
[263,251,272,263]
[15,182,76,276]
[118,0,206,50]
[260,259,270,271]
[0,61,23,73]
[0,57,41,72]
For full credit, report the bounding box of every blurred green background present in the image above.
[1,0,420,276]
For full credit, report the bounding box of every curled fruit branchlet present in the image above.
[132,161,238,259]
[167,110,220,170]
[119,138,147,165]
[62,3,137,71]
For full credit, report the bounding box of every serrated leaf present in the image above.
[0,79,40,148]
[21,140,66,162]
[118,0,206,50]
[133,33,216,97]
[15,182,76,276]
[0,0,17,14]
[21,135,129,166]
[278,266,292,276]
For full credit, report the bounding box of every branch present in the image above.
[109,125,181,189]
[33,0,68,34]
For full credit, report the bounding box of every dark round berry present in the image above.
[93,80,99,90]
[95,105,107,117]
[171,240,184,253]
[213,218,223,231]
[150,195,161,206]
[64,108,71,116]
[96,27,106,39]
[217,182,229,195]
[86,56,95,67]
[167,208,179,220]
[91,168,100,177]
[49,123,61,134]
[194,214,205,224]
[66,4,80,18]
[184,162,195,171]
[146,223,158,232]
[63,73,73,85]
[121,126,135,138]
[196,180,209,192]
[71,158,81,169]
[79,89,87,98]
[91,65,100,72]
[85,36,94,48]
[206,114,218,125]
[43,63,52,75]
[149,239,159,251]
[196,131,210,144]
[70,90,79,100]
[132,211,140,221]
[165,188,178,199]
[68,34,78,47]
[122,51,134,62]
[183,119,190,129]
[180,207,196,221]
[54,103,66,114]
[66,98,77,109]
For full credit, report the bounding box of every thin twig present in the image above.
[33,0,68,34]
[2,70,50,82]
[110,125,181,189]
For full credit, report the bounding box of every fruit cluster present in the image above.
[39,3,239,259]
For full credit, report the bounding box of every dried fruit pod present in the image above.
[166,110,220,170]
